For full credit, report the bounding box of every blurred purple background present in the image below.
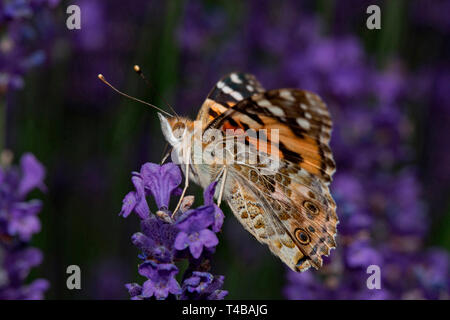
[0,0,449,299]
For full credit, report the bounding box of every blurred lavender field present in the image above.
[1,0,449,299]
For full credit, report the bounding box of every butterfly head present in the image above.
[158,113,193,148]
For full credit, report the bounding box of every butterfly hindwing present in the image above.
[223,156,337,271]
[226,171,311,271]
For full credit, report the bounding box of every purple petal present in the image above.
[202,182,224,231]
[8,214,41,241]
[119,191,136,218]
[168,277,182,295]
[176,205,215,232]
[140,163,182,209]
[209,290,228,300]
[174,231,189,251]
[11,200,43,217]
[153,284,170,300]
[212,207,224,232]
[131,232,154,252]
[23,279,50,300]
[141,280,156,298]
[5,248,43,280]
[132,175,146,199]
[125,283,142,297]
[138,261,157,279]
[203,181,218,205]
[134,197,150,220]
[184,271,214,293]
[132,175,150,219]
[157,263,179,275]
[184,275,201,288]
[189,240,204,259]
[199,229,219,248]
[18,153,46,196]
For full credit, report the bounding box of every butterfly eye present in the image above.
[303,200,319,215]
[294,228,311,245]
[172,122,186,139]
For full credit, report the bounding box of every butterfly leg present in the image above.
[217,166,228,207]
[172,148,191,217]
[159,142,171,165]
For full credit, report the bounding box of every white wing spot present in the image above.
[268,106,285,117]
[252,93,264,100]
[258,99,273,108]
[230,73,243,84]
[221,83,244,100]
[279,90,295,101]
[300,103,308,110]
[230,91,244,101]
[305,112,312,119]
[296,118,310,130]
[258,99,285,116]
[246,85,254,92]
[222,85,232,94]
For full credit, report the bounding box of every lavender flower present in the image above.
[120,162,227,300]
[174,206,218,259]
[138,261,181,300]
[182,272,227,300]
[0,152,46,240]
[0,0,60,93]
[0,151,48,300]
[140,162,182,210]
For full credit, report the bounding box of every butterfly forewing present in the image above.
[191,74,338,272]
[196,72,265,129]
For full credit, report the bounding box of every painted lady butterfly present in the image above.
[157,72,338,272]
[99,71,338,272]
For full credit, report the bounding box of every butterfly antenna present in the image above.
[133,65,179,118]
[97,74,173,118]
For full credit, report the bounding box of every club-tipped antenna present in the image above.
[97,74,173,118]
[133,65,179,118]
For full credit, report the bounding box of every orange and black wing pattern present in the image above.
[206,88,336,184]
[196,72,265,129]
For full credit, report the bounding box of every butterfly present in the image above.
[155,72,338,272]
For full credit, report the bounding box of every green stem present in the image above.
[321,0,336,34]
[377,0,405,67]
